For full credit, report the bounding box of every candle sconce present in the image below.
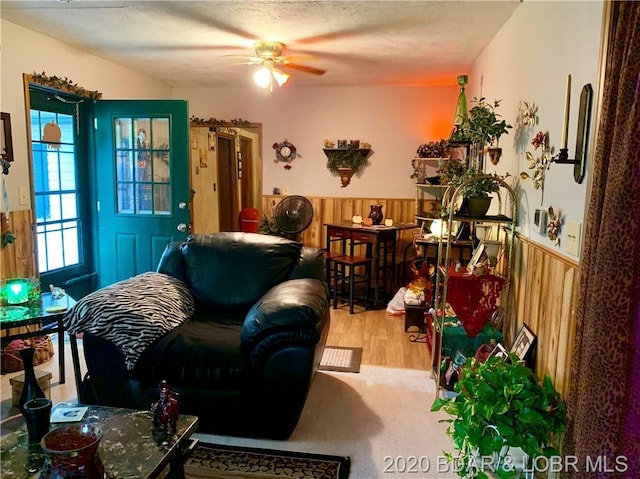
[553,83,593,184]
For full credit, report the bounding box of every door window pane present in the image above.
[136,184,153,214]
[115,118,132,149]
[154,184,170,215]
[153,152,170,182]
[116,151,134,181]
[117,183,134,214]
[114,115,173,216]
[152,118,169,149]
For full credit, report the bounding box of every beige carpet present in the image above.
[194,366,455,479]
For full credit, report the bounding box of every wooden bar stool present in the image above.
[324,250,345,297]
[331,255,372,314]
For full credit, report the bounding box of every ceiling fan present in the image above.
[236,41,326,91]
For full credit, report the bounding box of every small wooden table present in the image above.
[1,293,76,384]
[325,221,417,306]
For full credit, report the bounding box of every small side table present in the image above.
[404,301,428,332]
[0,293,75,384]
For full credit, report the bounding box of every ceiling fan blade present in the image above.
[154,4,259,42]
[282,63,326,76]
[3,3,128,9]
[223,55,262,61]
[278,54,317,64]
[228,60,263,66]
[126,45,246,53]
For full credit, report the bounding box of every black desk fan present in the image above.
[272,195,313,241]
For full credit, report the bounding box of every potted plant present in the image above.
[432,353,566,479]
[411,140,449,183]
[324,146,370,187]
[467,97,512,165]
[448,167,506,217]
[437,158,467,185]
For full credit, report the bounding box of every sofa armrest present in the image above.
[240,278,329,353]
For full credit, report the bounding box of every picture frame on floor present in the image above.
[510,323,537,368]
[488,342,510,361]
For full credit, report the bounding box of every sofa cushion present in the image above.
[64,272,195,370]
[134,314,246,390]
[182,233,302,310]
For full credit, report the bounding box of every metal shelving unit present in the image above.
[431,175,518,395]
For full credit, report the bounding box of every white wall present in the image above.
[174,84,458,199]
[2,0,606,258]
[468,1,604,257]
[0,20,174,212]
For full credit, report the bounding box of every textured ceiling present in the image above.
[1,0,520,88]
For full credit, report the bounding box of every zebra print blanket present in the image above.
[64,272,195,370]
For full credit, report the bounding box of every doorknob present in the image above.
[178,201,188,209]
[176,223,189,233]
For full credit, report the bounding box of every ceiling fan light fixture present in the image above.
[253,66,272,89]
[272,68,290,87]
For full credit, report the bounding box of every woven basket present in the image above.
[1,335,54,373]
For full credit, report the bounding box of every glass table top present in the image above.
[0,294,76,329]
[0,403,199,478]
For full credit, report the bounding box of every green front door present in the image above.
[92,100,190,288]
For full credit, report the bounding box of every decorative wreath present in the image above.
[273,140,300,166]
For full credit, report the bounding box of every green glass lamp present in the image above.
[3,278,31,305]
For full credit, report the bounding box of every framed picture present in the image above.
[466,243,485,273]
[1,112,14,174]
[488,342,510,361]
[510,324,537,367]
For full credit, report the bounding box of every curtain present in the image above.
[564,3,640,478]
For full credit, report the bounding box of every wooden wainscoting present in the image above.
[261,195,431,251]
[1,210,36,280]
[512,235,579,399]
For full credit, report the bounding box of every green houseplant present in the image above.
[411,140,449,182]
[465,97,512,165]
[448,167,507,216]
[431,353,566,479]
[467,97,512,146]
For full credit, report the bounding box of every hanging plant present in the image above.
[466,97,513,147]
[324,148,369,175]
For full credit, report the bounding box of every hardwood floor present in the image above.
[327,306,431,370]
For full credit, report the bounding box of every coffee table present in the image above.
[0,403,199,478]
[0,293,76,384]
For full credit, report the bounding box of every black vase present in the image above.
[18,347,46,413]
[368,205,384,225]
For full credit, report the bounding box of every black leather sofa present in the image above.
[72,232,330,439]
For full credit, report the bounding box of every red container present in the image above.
[40,424,104,479]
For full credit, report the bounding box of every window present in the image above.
[29,88,91,287]
[115,117,171,215]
